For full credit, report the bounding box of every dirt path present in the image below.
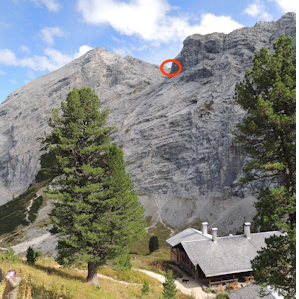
[0,187,48,246]
[79,267,215,298]
[135,269,216,299]
[25,198,34,224]
[75,269,142,286]
[73,267,216,298]
[24,188,46,225]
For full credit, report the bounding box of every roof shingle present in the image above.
[166,228,211,247]
[166,229,282,277]
[229,284,275,299]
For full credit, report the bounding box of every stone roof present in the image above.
[183,231,281,277]
[166,229,282,277]
[166,228,211,247]
[229,284,276,299]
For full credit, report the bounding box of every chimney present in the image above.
[212,228,218,243]
[244,222,251,239]
[201,222,208,235]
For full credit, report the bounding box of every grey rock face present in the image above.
[0,13,296,236]
[0,49,163,205]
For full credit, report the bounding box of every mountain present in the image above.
[0,13,296,248]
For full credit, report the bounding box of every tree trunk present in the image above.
[87,262,100,287]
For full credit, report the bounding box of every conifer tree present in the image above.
[149,236,159,253]
[41,87,145,287]
[6,243,17,264]
[26,246,41,265]
[233,35,295,298]
[162,270,177,299]
[141,280,149,296]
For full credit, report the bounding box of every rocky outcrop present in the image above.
[0,13,296,237]
[0,49,163,204]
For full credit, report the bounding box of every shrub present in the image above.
[108,253,132,271]
[116,253,132,271]
[162,270,177,299]
[141,280,149,296]
[202,287,216,293]
[26,246,42,265]
[6,244,17,264]
[149,236,159,253]
[216,294,229,299]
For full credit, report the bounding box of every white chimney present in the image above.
[244,222,251,239]
[201,222,208,235]
[212,228,218,243]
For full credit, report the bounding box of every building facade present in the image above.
[166,222,282,286]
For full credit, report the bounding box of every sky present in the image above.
[0,0,296,104]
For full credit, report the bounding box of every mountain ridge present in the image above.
[0,13,296,246]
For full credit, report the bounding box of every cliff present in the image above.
[0,13,296,241]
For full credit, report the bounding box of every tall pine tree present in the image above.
[232,35,295,298]
[41,87,145,287]
[162,270,177,299]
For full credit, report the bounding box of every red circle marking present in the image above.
[160,59,182,77]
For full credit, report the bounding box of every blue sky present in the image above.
[0,0,296,104]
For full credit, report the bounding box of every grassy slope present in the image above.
[130,220,174,255]
[0,180,49,238]
[0,180,197,298]
[0,252,195,299]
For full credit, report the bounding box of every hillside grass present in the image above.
[0,180,198,298]
[0,180,49,241]
[130,220,174,255]
[0,252,195,299]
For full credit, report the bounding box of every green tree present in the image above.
[6,243,17,264]
[141,280,149,296]
[233,35,295,298]
[41,87,145,287]
[26,246,42,265]
[162,270,177,299]
[149,236,159,253]
[110,251,132,271]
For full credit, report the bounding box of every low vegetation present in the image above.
[196,100,215,118]
[0,252,194,299]
[0,179,49,239]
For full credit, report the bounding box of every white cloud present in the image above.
[73,45,93,58]
[243,0,264,17]
[9,79,17,84]
[131,44,148,52]
[268,0,297,13]
[77,0,243,44]
[20,45,30,54]
[194,14,243,35]
[243,1,273,20]
[0,45,93,72]
[0,49,17,65]
[31,0,61,12]
[112,46,132,57]
[0,70,6,75]
[112,36,126,44]
[260,12,272,21]
[40,27,66,45]
[43,48,74,67]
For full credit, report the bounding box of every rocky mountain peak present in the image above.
[170,12,296,75]
[0,13,296,238]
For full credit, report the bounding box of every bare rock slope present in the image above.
[0,13,296,238]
